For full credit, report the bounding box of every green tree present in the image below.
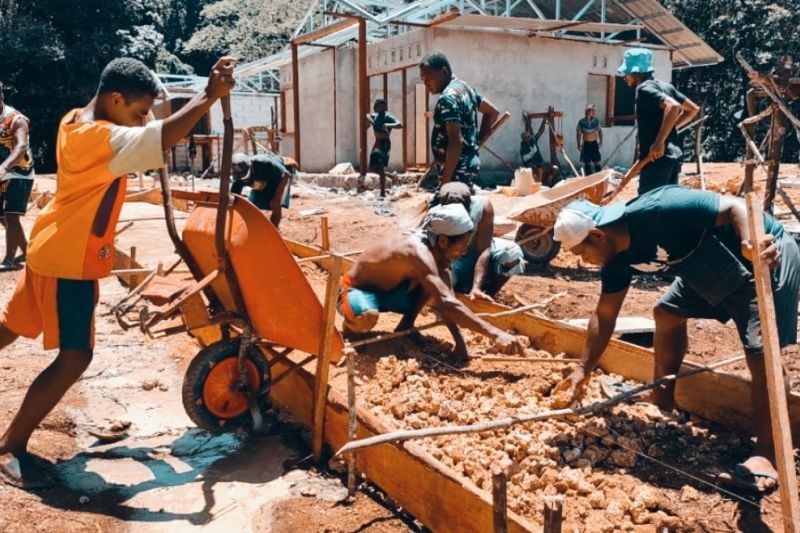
[665,0,800,162]
[0,0,167,170]
[183,0,311,71]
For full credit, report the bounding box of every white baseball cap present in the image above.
[553,199,626,250]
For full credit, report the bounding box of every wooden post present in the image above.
[695,118,705,190]
[764,109,787,213]
[321,216,330,251]
[312,255,343,462]
[358,18,369,177]
[742,89,760,194]
[291,41,301,168]
[129,246,138,290]
[543,495,564,533]
[745,193,800,532]
[491,470,508,533]
[346,345,358,499]
[401,68,408,170]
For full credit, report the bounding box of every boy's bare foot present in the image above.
[0,452,54,489]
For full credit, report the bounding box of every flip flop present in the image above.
[0,261,23,272]
[597,375,647,401]
[717,463,779,494]
[13,254,25,265]
[0,453,54,490]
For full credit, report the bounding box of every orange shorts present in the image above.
[0,267,98,350]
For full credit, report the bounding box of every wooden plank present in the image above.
[745,193,800,531]
[312,254,343,461]
[293,18,358,45]
[321,215,330,251]
[283,236,800,439]
[543,496,564,533]
[561,316,655,335]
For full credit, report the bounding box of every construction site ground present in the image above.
[0,163,798,531]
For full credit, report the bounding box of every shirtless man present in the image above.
[338,203,525,358]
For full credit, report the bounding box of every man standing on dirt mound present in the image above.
[550,185,800,494]
[419,51,499,189]
[0,56,236,489]
[338,203,527,359]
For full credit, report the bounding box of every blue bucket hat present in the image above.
[617,48,654,75]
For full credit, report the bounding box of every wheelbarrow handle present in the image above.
[603,154,654,205]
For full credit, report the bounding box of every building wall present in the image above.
[286,26,675,174]
[430,27,673,170]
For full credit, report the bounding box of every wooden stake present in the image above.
[745,193,800,532]
[129,246,138,290]
[312,254,343,462]
[346,345,358,499]
[321,215,330,251]
[543,495,564,533]
[492,470,508,533]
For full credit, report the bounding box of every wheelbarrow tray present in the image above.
[507,170,612,228]
[181,193,345,361]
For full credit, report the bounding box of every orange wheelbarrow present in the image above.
[121,97,344,432]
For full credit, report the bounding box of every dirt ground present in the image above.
[0,162,797,531]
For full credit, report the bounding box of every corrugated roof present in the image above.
[613,0,723,67]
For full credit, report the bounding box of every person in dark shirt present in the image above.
[419,51,499,188]
[366,99,402,198]
[520,116,559,186]
[618,48,699,194]
[576,104,603,174]
[231,153,296,228]
[551,186,800,493]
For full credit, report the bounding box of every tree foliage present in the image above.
[666,0,800,162]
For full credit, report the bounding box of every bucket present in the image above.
[514,168,534,195]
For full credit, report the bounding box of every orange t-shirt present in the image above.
[26,109,164,280]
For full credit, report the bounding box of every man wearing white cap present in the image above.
[338,203,526,358]
[551,185,800,493]
[618,48,699,194]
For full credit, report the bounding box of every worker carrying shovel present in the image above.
[611,48,699,199]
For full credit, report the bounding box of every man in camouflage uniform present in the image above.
[419,52,499,188]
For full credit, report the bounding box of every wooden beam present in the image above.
[401,68,408,170]
[293,18,358,45]
[291,42,301,168]
[745,193,800,532]
[312,254,343,461]
[358,18,369,177]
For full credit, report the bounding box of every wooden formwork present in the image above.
[277,237,800,531]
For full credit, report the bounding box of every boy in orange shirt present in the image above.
[0,56,235,488]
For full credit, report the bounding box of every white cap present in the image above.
[422,203,474,239]
[553,209,596,250]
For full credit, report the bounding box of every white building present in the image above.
[194,1,723,177]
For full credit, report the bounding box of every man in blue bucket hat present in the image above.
[617,48,699,195]
[550,185,800,494]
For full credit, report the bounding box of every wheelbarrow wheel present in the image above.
[516,224,561,264]
[182,338,270,433]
